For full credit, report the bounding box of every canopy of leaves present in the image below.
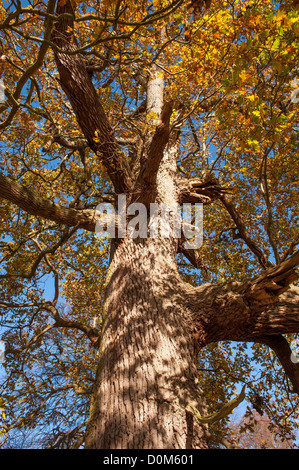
[0,0,298,448]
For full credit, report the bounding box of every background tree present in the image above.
[229,410,295,448]
[0,0,298,449]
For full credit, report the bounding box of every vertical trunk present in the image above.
[85,238,209,449]
[51,9,210,446]
[85,151,209,449]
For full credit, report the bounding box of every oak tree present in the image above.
[0,0,299,449]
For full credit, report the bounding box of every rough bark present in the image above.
[85,236,209,449]
[85,133,211,448]
[50,7,212,447]
[185,281,299,346]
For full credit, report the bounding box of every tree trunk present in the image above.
[85,237,209,449]
[85,142,210,448]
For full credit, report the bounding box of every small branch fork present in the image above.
[51,1,134,195]
[42,302,101,346]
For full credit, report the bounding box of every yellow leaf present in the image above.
[239,70,247,83]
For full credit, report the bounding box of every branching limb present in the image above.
[0,0,56,130]
[241,250,299,306]
[180,253,299,396]
[42,127,88,153]
[178,239,205,270]
[185,252,299,349]
[255,335,299,395]
[140,100,174,186]
[186,385,246,424]
[0,173,111,232]
[23,324,55,351]
[43,302,100,345]
[219,192,271,269]
[178,175,230,205]
[51,1,133,194]
[47,423,86,449]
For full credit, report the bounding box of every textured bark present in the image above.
[85,140,210,449]
[186,281,299,346]
[51,1,299,448]
[85,237,209,449]
[140,100,174,186]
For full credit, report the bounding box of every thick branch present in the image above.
[0,173,108,232]
[183,264,299,395]
[255,335,299,395]
[241,250,299,306]
[178,239,204,269]
[51,1,133,194]
[136,41,174,190]
[186,253,299,348]
[178,176,229,205]
[219,193,270,269]
[140,100,174,185]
